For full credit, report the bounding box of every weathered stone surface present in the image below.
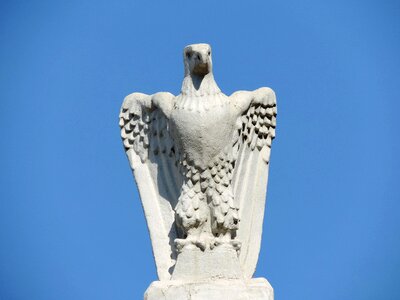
[119,43,278,299]
[145,278,273,300]
[172,245,243,281]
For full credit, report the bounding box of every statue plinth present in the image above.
[172,245,242,281]
[145,278,273,300]
[145,245,273,300]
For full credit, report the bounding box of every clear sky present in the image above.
[1,1,399,299]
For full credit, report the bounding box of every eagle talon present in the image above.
[175,235,211,252]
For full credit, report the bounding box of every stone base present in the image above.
[172,245,243,281]
[144,278,273,300]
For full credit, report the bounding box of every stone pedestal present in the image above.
[145,278,273,300]
[144,245,273,300]
[172,245,243,281]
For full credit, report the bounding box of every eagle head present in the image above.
[183,43,212,77]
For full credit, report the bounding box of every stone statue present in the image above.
[119,43,277,299]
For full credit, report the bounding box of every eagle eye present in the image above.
[208,51,211,56]
[186,52,192,59]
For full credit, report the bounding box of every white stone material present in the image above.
[145,278,273,300]
[171,245,243,281]
[119,43,277,299]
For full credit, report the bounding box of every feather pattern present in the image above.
[231,88,277,278]
[119,92,183,281]
[236,94,277,163]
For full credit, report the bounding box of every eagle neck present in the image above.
[181,73,221,97]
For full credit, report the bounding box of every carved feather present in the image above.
[119,92,183,281]
[236,91,277,163]
[231,88,277,279]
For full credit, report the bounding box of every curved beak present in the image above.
[193,63,209,76]
[193,52,210,76]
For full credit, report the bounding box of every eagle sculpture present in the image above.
[119,43,277,281]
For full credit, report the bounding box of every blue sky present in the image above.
[1,1,399,299]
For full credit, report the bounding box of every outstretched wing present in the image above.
[231,87,277,279]
[119,92,183,281]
